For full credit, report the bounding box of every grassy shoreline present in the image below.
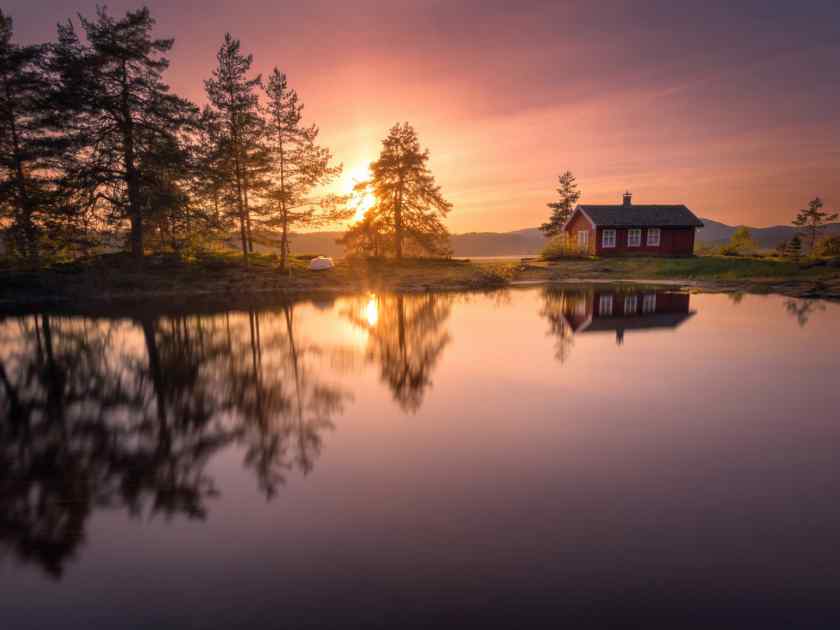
[2,253,839,306]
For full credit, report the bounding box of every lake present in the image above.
[1,286,839,629]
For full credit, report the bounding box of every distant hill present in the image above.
[696,219,840,249]
[281,228,546,257]
[18,218,832,259]
[276,220,840,257]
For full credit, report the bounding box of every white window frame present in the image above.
[647,228,661,247]
[577,230,589,250]
[628,228,642,247]
[598,294,614,316]
[642,293,657,314]
[602,229,617,249]
[624,295,638,314]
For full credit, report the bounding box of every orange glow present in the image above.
[343,164,376,223]
[363,294,379,327]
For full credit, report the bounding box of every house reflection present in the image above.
[541,287,695,359]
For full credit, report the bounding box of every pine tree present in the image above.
[50,7,196,261]
[540,171,581,237]
[263,69,345,270]
[792,197,839,252]
[204,34,263,262]
[785,234,802,262]
[0,11,55,265]
[354,123,452,259]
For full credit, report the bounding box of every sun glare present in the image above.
[363,295,379,327]
[345,164,375,222]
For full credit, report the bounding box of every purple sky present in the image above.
[6,0,840,230]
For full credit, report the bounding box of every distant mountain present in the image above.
[696,219,840,249]
[213,219,840,259]
[281,228,547,257]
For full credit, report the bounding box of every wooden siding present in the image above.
[593,226,696,257]
[564,210,596,255]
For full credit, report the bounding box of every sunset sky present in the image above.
[8,0,840,232]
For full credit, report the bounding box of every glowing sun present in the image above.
[345,164,375,222]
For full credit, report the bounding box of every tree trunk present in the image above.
[120,61,143,262]
[394,182,404,260]
[278,131,289,271]
[243,169,254,253]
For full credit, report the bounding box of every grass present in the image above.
[2,251,839,304]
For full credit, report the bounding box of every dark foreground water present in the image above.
[1,286,839,629]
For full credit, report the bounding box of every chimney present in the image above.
[623,191,632,207]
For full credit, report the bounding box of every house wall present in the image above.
[594,227,696,257]
[563,211,596,255]
[591,290,691,316]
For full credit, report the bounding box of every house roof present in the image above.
[579,311,696,333]
[577,204,704,228]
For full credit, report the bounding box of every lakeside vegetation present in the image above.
[3,251,839,305]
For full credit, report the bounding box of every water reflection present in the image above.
[0,306,348,577]
[784,298,826,328]
[344,293,452,413]
[541,287,695,360]
[1,288,834,589]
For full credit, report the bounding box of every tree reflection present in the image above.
[0,304,349,578]
[784,298,826,328]
[539,288,584,363]
[345,293,452,413]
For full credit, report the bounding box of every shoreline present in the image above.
[1,255,839,311]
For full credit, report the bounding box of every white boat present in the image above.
[308,256,334,271]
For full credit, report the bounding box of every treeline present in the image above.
[0,7,454,269]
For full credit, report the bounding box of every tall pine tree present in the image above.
[352,123,451,259]
[204,34,264,262]
[51,7,196,261]
[0,11,55,265]
[263,69,345,270]
[540,171,581,237]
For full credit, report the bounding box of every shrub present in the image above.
[814,235,840,258]
[541,235,586,259]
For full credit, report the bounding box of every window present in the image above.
[577,230,589,249]
[642,293,657,313]
[598,294,614,316]
[628,228,641,247]
[624,295,638,314]
[602,229,616,248]
[647,228,661,247]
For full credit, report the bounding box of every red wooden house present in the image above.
[562,193,703,256]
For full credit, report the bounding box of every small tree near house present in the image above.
[792,197,838,252]
[540,171,581,238]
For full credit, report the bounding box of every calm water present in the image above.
[1,286,839,629]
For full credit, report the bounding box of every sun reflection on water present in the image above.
[363,295,379,327]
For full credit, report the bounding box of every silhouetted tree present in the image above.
[263,69,346,270]
[793,197,839,252]
[50,7,197,261]
[0,12,56,265]
[540,171,581,238]
[352,123,452,258]
[204,34,264,262]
